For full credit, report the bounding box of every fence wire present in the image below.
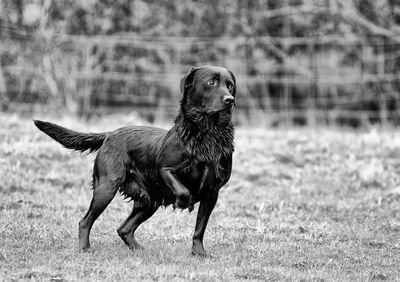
[1,33,400,126]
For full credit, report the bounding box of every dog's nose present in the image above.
[223,95,235,105]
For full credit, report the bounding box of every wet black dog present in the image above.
[34,65,236,257]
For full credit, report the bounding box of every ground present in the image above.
[1,113,400,281]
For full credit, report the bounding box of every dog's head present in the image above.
[180,65,236,120]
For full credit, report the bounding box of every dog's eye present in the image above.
[227,82,234,92]
[207,79,217,86]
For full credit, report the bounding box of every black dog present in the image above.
[34,65,236,257]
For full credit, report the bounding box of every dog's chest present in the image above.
[178,158,224,195]
[180,159,206,181]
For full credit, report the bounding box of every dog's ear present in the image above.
[228,69,237,97]
[180,66,198,94]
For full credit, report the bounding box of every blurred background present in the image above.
[0,0,400,127]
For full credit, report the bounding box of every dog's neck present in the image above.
[173,110,234,163]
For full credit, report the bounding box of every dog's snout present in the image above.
[223,95,235,105]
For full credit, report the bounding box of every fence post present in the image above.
[82,43,93,117]
[379,39,388,126]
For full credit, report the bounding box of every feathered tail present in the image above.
[33,120,107,153]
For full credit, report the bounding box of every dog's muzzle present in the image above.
[223,95,235,105]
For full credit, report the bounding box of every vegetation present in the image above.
[1,0,400,125]
[1,114,400,280]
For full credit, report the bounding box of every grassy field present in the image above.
[1,113,400,281]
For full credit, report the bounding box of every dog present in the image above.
[34,65,236,257]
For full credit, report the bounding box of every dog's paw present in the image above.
[175,193,192,209]
[129,243,144,251]
[79,246,93,253]
[191,242,210,258]
[191,248,211,258]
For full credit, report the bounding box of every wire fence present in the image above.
[1,33,400,126]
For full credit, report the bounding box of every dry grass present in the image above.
[1,113,400,281]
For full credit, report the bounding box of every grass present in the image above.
[1,113,400,281]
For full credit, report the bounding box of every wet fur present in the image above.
[34,65,236,256]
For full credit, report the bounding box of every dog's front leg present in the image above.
[192,193,218,257]
[161,167,192,209]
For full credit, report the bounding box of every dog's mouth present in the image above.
[205,104,234,115]
[182,103,233,123]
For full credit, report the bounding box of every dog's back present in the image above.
[34,121,174,204]
[94,126,172,203]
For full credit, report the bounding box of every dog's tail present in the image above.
[33,120,108,153]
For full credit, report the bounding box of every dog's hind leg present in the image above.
[79,179,117,251]
[117,202,158,250]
